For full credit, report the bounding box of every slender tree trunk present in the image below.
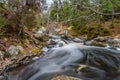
[97,4,101,35]
[57,12,59,27]
[58,0,69,36]
[109,0,115,28]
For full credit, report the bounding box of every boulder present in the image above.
[8,45,24,56]
[84,40,93,46]
[8,45,19,56]
[92,41,107,47]
[38,27,46,34]
[88,36,120,47]
[56,41,66,47]
[34,33,43,40]
[94,36,112,42]
[32,56,39,61]
[73,38,83,43]
[42,47,49,52]
[107,38,120,47]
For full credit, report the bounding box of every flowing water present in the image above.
[6,32,120,80]
[7,43,120,80]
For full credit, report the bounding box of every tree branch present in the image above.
[82,5,120,16]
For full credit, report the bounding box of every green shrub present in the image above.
[0,17,5,26]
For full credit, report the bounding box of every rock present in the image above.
[56,41,66,47]
[32,56,39,61]
[16,46,24,54]
[48,39,57,45]
[87,36,120,47]
[47,39,51,44]
[34,33,43,40]
[92,41,107,47]
[51,35,61,39]
[47,45,55,48]
[56,42,64,47]
[84,36,120,48]
[0,51,6,60]
[61,34,69,40]
[38,27,46,34]
[55,28,61,32]
[93,36,120,47]
[105,45,117,50]
[84,40,93,46]
[8,45,23,56]
[94,36,112,42]
[73,38,83,43]
[8,45,19,56]
[107,38,120,47]
[0,75,4,80]
[42,47,49,52]
[109,47,117,50]
[38,30,43,34]
[34,33,49,45]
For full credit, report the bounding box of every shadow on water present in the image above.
[7,43,120,80]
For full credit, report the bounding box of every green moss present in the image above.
[0,17,5,26]
[31,47,41,54]
[100,28,111,36]
[71,25,111,40]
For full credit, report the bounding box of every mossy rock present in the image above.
[92,41,107,47]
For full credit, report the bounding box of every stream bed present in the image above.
[3,34,120,80]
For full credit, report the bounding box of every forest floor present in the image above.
[0,30,49,77]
